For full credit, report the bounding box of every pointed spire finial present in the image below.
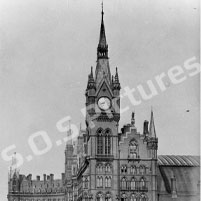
[149,108,156,138]
[97,1,108,59]
[91,66,93,77]
[101,1,104,16]
[115,67,119,82]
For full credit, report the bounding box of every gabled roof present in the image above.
[158,155,200,167]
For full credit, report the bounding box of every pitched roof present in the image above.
[158,155,200,167]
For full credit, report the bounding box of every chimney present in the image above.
[143,120,149,135]
[171,176,177,198]
[62,173,65,182]
[43,174,46,182]
[27,174,32,181]
[36,176,40,181]
[50,174,54,182]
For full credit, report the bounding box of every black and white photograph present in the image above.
[0,0,200,201]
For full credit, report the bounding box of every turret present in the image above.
[112,67,121,96]
[65,124,74,184]
[146,109,158,158]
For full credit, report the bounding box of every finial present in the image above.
[115,67,119,82]
[131,111,135,127]
[101,1,104,15]
[91,66,93,77]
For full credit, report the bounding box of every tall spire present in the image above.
[149,109,156,138]
[97,1,108,59]
[95,3,111,86]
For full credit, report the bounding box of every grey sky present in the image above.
[0,0,199,200]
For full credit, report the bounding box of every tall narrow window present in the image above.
[121,177,127,190]
[105,129,111,155]
[84,177,88,189]
[97,176,103,188]
[97,129,103,154]
[131,178,136,190]
[105,164,111,173]
[140,178,146,190]
[105,176,112,188]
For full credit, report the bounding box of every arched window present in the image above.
[96,163,103,173]
[97,129,103,154]
[121,193,127,201]
[139,166,145,175]
[139,194,148,201]
[130,178,136,190]
[129,140,138,158]
[131,194,137,201]
[121,177,127,190]
[105,192,112,201]
[97,176,103,188]
[140,178,146,190]
[84,177,88,189]
[131,166,137,174]
[105,129,111,155]
[97,192,103,201]
[105,163,112,173]
[105,176,112,188]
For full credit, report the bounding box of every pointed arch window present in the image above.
[130,178,136,190]
[139,194,148,201]
[105,163,112,173]
[97,129,103,155]
[131,194,137,201]
[105,129,111,155]
[97,192,103,201]
[97,176,103,188]
[121,177,127,190]
[139,166,146,175]
[131,166,137,174]
[140,177,146,190]
[129,140,138,158]
[96,163,103,173]
[105,176,112,188]
[105,192,112,201]
[121,193,127,201]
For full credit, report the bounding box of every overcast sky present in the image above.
[0,0,200,200]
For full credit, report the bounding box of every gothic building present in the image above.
[8,7,200,201]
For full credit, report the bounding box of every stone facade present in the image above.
[7,7,199,201]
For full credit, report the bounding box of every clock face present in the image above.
[98,97,111,110]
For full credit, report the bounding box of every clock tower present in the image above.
[85,5,121,200]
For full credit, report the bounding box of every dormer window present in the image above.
[129,140,138,159]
